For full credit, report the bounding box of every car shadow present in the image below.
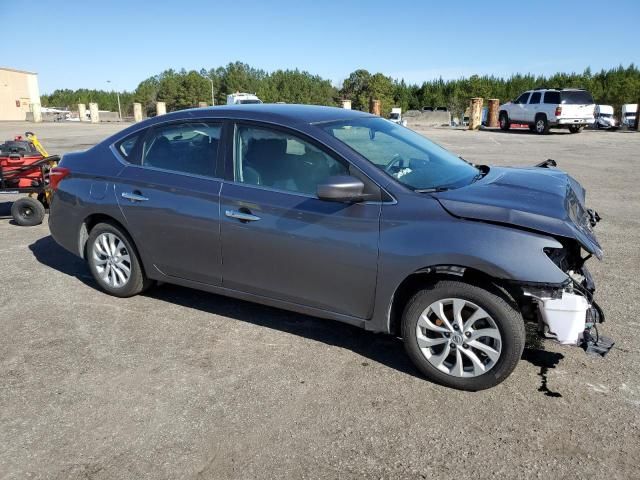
[29,234,562,386]
[29,235,95,287]
[28,235,422,379]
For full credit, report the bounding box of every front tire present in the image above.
[86,222,152,297]
[401,280,525,391]
[499,112,510,131]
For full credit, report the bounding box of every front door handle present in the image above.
[121,191,149,202]
[225,209,261,222]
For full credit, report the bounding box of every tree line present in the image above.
[41,62,640,119]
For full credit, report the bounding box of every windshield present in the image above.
[625,112,636,117]
[389,113,400,119]
[560,91,594,105]
[321,117,479,191]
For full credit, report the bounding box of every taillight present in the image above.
[49,166,70,191]
[555,106,562,116]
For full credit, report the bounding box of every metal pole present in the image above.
[116,91,122,121]
[208,77,215,106]
[107,80,123,121]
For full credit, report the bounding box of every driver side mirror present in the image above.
[317,175,366,203]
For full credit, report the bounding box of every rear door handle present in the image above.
[225,209,261,222]
[121,191,149,202]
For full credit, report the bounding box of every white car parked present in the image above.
[499,88,595,134]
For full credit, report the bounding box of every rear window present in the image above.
[560,91,594,105]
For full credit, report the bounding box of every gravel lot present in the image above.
[1,121,639,479]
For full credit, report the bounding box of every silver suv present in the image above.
[499,88,595,134]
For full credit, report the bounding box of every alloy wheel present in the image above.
[92,232,132,288]
[415,298,502,377]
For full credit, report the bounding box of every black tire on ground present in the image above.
[499,112,510,131]
[11,197,46,226]
[401,280,525,391]
[569,125,583,133]
[534,115,550,134]
[86,222,153,297]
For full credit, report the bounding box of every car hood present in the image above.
[432,166,603,259]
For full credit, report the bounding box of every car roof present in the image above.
[152,104,373,126]
[100,104,375,148]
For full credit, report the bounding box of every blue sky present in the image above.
[1,0,638,94]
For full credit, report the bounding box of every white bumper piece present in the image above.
[537,292,589,345]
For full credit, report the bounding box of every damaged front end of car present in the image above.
[519,236,613,356]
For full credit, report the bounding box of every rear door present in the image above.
[114,120,225,285]
[219,122,381,319]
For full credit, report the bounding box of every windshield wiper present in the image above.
[471,165,489,183]
[414,186,452,193]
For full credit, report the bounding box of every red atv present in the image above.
[0,132,60,226]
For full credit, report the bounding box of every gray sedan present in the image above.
[48,104,608,390]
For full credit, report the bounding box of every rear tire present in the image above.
[499,112,510,131]
[569,125,583,134]
[401,280,525,391]
[11,197,45,226]
[534,115,550,134]
[86,222,152,297]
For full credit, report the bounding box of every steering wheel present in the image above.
[384,153,406,172]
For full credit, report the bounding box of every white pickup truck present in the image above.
[499,88,595,134]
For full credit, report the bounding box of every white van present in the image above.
[226,92,263,105]
[594,105,617,130]
[621,104,637,128]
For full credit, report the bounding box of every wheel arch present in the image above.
[79,213,136,261]
[387,265,519,337]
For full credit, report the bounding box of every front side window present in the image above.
[234,125,348,195]
[515,92,530,104]
[141,122,221,177]
[321,117,479,191]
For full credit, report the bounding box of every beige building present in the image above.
[0,67,41,121]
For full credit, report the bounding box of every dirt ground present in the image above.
[1,121,639,479]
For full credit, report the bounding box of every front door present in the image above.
[219,123,381,319]
[115,120,224,285]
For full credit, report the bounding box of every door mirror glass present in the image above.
[317,175,365,203]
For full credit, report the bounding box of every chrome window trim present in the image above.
[221,179,397,206]
[109,144,223,182]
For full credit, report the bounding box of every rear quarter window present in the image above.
[543,91,561,104]
[115,132,142,163]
